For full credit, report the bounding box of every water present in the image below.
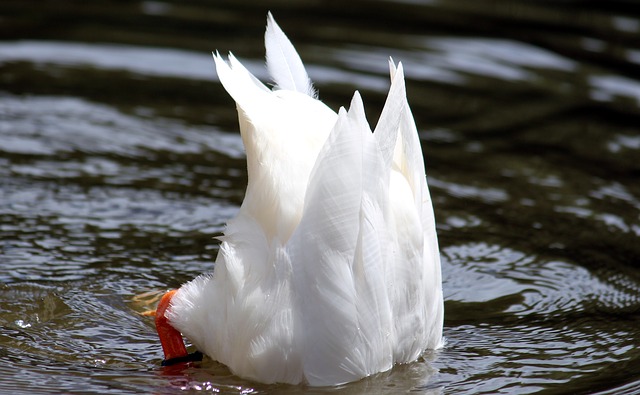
[1,1,640,394]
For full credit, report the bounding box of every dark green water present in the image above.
[1,1,640,394]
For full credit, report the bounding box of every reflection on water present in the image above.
[0,41,218,81]
[1,0,640,394]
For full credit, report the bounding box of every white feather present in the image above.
[167,13,443,386]
[265,12,316,98]
[288,93,396,385]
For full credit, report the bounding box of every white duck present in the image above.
[155,13,443,386]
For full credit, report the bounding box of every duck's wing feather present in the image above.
[288,92,394,386]
[374,59,405,169]
[376,60,444,353]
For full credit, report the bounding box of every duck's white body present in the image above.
[166,14,443,386]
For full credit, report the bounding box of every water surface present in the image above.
[1,1,640,394]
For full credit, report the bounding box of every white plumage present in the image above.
[165,13,443,386]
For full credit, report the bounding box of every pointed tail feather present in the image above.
[213,51,271,112]
[265,12,317,98]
